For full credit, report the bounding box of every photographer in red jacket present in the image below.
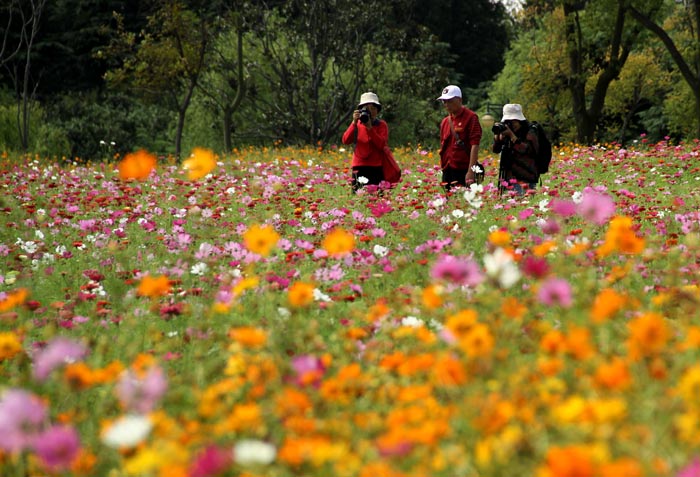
[437,85,483,192]
[342,92,389,192]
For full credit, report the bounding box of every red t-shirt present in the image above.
[438,107,482,170]
[342,120,389,168]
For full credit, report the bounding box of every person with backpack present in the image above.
[492,103,544,196]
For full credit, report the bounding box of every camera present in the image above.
[492,122,508,134]
[359,108,370,124]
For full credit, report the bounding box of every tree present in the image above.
[101,1,215,158]
[562,0,647,143]
[627,0,700,138]
[1,0,46,151]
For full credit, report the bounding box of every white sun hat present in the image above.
[436,85,462,100]
[501,103,527,121]
[358,92,381,109]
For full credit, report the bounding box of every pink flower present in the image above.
[537,277,573,307]
[430,255,484,287]
[33,425,81,471]
[291,355,326,387]
[678,457,700,477]
[550,199,577,217]
[0,388,48,452]
[521,256,550,278]
[116,364,168,414]
[577,189,616,225]
[189,445,232,477]
[32,337,88,382]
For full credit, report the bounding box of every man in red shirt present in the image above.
[341,92,389,192]
[436,85,483,192]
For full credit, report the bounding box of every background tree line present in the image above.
[0,0,698,161]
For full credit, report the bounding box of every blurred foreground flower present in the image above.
[137,275,172,298]
[243,224,280,257]
[234,439,277,465]
[33,424,81,471]
[288,281,315,307]
[0,388,48,453]
[102,415,153,449]
[183,147,217,180]
[118,149,157,181]
[322,228,355,257]
[116,364,168,414]
[33,337,89,382]
[0,331,22,360]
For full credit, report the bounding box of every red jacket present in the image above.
[439,107,482,170]
[342,120,389,168]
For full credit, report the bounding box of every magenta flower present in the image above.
[189,444,232,477]
[521,256,550,278]
[536,277,573,308]
[550,199,577,217]
[678,457,700,477]
[116,364,168,414]
[577,189,616,225]
[33,424,81,471]
[32,337,88,382]
[430,255,484,287]
[0,388,48,452]
[290,355,326,387]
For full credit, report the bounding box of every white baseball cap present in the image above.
[436,85,462,101]
[501,103,527,121]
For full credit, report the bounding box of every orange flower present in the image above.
[539,445,596,477]
[229,326,267,347]
[0,332,22,360]
[488,229,511,247]
[501,296,526,320]
[594,356,632,391]
[596,216,645,258]
[678,326,700,352]
[626,312,670,360]
[590,288,626,323]
[118,149,157,181]
[599,458,643,477]
[287,281,315,307]
[539,330,567,355]
[445,309,478,340]
[322,228,355,257]
[459,323,494,358]
[243,224,280,257]
[0,288,29,312]
[421,284,443,309]
[565,325,596,360]
[432,353,468,386]
[137,275,171,297]
[182,147,217,180]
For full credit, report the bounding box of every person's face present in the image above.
[508,120,521,131]
[441,96,462,114]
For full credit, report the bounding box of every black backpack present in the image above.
[530,121,552,175]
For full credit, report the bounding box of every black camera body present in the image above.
[492,122,508,134]
[359,108,371,124]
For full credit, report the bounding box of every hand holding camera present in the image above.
[492,121,515,143]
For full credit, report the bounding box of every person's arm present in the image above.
[367,121,388,150]
[341,111,362,145]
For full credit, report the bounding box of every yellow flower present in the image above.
[459,323,494,358]
[677,365,700,410]
[136,275,171,297]
[0,332,22,360]
[243,224,280,257]
[288,281,315,307]
[118,149,157,181]
[182,147,217,180]
[322,228,355,257]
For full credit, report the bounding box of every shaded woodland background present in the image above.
[1,0,698,160]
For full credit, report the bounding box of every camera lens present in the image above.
[359,109,370,124]
[492,122,507,134]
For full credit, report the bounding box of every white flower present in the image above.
[102,415,153,448]
[538,199,550,212]
[431,198,445,208]
[190,262,208,276]
[373,244,389,257]
[451,209,465,218]
[357,176,369,185]
[463,183,484,209]
[484,248,521,289]
[234,439,277,466]
[401,316,424,327]
[572,191,583,204]
[313,288,332,302]
[471,164,483,173]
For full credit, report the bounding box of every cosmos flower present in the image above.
[0,388,48,452]
[118,149,157,181]
[182,147,217,181]
[136,275,172,298]
[243,224,280,257]
[33,337,89,382]
[234,439,277,466]
[536,277,573,308]
[287,281,315,308]
[577,189,616,225]
[430,255,484,287]
[322,228,355,257]
[189,445,232,477]
[116,364,168,414]
[101,415,153,449]
[484,248,521,289]
[32,424,81,471]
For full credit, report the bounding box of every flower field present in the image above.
[1,140,700,477]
